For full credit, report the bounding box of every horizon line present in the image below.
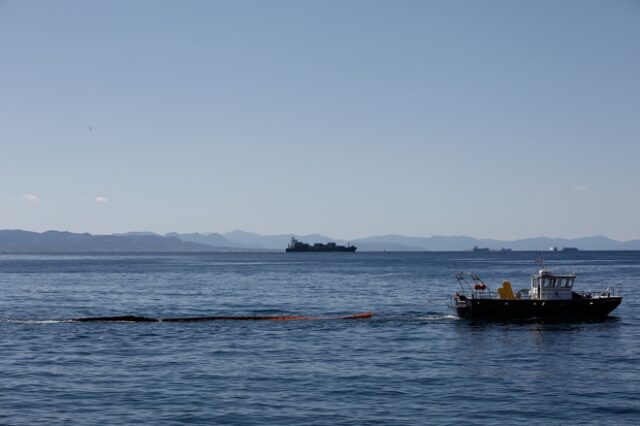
[1,228,638,243]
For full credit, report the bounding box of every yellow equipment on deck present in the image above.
[497,281,515,300]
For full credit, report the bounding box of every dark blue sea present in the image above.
[1,251,638,425]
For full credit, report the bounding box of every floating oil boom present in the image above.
[74,312,372,322]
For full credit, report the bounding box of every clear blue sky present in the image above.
[1,0,639,240]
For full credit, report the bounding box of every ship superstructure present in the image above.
[286,237,357,252]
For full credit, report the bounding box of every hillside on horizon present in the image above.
[0,230,220,253]
[1,229,640,253]
[167,230,640,251]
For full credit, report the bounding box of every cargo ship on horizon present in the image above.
[285,237,357,252]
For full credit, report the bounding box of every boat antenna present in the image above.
[535,251,545,269]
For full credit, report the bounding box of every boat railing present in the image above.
[469,289,531,300]
[469,291,494,299]
[456,272,491,295]
[576,286,620,299]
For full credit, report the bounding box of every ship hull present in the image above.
[285,246,357,252]
[454,297,622,320]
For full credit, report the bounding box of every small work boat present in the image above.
[452,267,622,320]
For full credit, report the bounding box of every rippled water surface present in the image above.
[1,252,639,425]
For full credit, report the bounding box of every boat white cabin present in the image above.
[529,269,575,300]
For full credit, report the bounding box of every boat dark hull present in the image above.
[454,297,622,320]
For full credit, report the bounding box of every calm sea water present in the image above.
[1,251,638,425]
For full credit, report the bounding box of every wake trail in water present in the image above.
[415,314,460,321]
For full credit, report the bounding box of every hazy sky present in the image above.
[1,0,639,240]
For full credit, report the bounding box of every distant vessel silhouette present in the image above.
[561,247,579,252]
[551,246,579,252]
[286,237,357,252]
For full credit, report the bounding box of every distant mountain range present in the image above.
[0,230,214,253]
[350,234,640,251]
[1,229,639,253]
[166,231,346,251]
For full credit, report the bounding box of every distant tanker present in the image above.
[285,237,357,252]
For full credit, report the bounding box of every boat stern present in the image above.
[452,293,472,318]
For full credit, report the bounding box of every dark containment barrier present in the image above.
[73,312,373,322]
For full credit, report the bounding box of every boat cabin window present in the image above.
[541,277,574,288]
